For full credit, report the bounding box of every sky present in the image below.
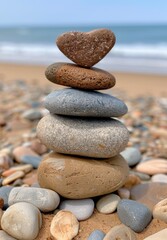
[0,0,167,26]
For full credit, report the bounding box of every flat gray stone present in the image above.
[44,88,128,117]
[59,199,94,220]
[22,109,42,121]
[88,229,105,240]
[8,187,60,212]
[121,147,142,166]
[20,155,42,168]
[117,199,152,233]
[37,114,129,158]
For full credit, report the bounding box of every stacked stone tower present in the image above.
[37,29,129,199]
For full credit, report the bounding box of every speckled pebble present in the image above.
[59,199,94,220]
[88,229,105,240]
[103,224,137,240]
[37,114,129,158]
[1,202,42,240]
[8,187,60,212]
[56,29,116,67]
[121,147,142,166]
[50,210,79,240]
[117,199,152,232]
[44,89,128,117]
[96,194,120,214]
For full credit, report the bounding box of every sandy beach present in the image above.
[1,62,167,97]
[1,62,167,239]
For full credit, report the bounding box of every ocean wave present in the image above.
[0,42,167,74]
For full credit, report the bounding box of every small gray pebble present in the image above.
[117,199,152,232]
[130,171,150,181]
[88,229,105,240]
[0,186,13,209]
[22,109,42,121]
[121,147,141,166]
[21,155,42,168]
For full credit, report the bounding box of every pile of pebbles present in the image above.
[0,29,167,239]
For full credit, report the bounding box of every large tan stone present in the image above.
[37,153,129,199]
[37,114,129,158]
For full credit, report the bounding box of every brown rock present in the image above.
[136,159,167,175]
[2,164,33,177]
[0,153,13,170]
[153,198,167,223]
[45,63,116,90]
[104,224,137,240]
[0,198,4,209]
[38,152,129,199]
[123,174,141,189]
[56,29,116,67]
[50,210,79,240]
[131,183,167,210]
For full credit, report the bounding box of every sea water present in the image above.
[0,24,167,74]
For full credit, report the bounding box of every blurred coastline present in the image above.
[0,24,167,75]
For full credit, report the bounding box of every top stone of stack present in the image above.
[56,28,116,68]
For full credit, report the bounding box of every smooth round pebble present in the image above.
[37,114,129,158]
[38,152,129,199]
[20,155,42,168]
[22,109,42,121]
[130,183,167,210]
[1,202,42,240]
[8,187,60,212]
[144,228,167,239]
[59,199,94,220]
[96,194,120,214]
[153,198,167,223]
[136,159,167,175]
[120,147,142,166]
[117,199,152,233]
[13,146,38,163]
[88,229,105,240]
[0,230,17,240]
[45,62,116,90]
[44,89,127,117]
[103,224,137,240]
[56,29,116,67]
[0,186,13,209]
[50,210,79,240]
[151,173,167,183]
[117,188,130,199]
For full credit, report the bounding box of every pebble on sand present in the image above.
[1,202,42,240]
[59,199,94,220]
[8,187,60,212]
[88,229,105,240]
[96,194,120,214]
[153,198,167,223]
[50,210,79,240]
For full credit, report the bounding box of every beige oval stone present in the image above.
[2,164,33,177]
[136,159,167,175]
[103,224,137,240]
[37,114,129,158]
[96,194,120,214]
[50,210,79,240]
[38,152,129,199]
[2,171,25,186]
[144,228,167,240]
[45,62,116,90]
[153,198,167,223]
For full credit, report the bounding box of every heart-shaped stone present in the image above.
[56,29,116,67]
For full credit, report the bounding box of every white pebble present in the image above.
[96,194,120,214]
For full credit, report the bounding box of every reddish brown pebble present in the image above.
[13,146,38,163]
[56,28,116,67]
[0,198,4,209]
[124,174,141,189]
[45,62,116,90]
